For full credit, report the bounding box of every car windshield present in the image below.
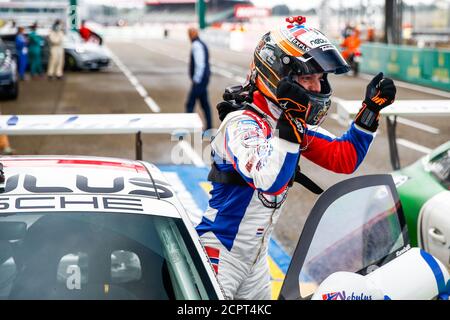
[429,150,450,189]
[0,211,218,300]
[66,31,84,44]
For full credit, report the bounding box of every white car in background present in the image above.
[64,31,111,71]
[0,29,110,72]
[0,156,447,300]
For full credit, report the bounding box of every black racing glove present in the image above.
[276,77,309,144]
[355,72,397,132]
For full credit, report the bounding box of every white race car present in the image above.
[0,156,448,300]
[0,156,224,300]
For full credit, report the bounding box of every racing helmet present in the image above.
[251,16,350,126]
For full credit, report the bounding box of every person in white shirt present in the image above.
[47,19,65,80]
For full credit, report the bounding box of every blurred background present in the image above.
[0,0,448,88]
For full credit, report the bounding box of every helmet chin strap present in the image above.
[283,70,328,151]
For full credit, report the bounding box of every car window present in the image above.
[0,40,5,53]
[66,32,83,44]
[297,185,405,298]
[429,150,450,189]
[0,40,6,63]
[279,175,409,300]
[0,212,218,300]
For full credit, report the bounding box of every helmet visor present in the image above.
[292,46,350,75]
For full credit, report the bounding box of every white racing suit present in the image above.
[196,91,376,300]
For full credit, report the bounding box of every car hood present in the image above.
[64,41,108,56]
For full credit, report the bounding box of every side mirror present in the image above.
[0,221,27,240]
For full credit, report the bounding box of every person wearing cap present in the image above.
[196,16,396,300]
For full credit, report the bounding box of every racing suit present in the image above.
[196,91,376,300]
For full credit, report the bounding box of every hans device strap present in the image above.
[208,162,323,195]
[294,170,323,195]
[207,162,248,187]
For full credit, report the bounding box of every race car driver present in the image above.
[196,16,396,300]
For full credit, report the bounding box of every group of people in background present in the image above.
[1,19,97,156]
[1,19,68,155]
[15,19,65,81]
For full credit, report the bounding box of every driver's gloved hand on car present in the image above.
[355,72,397,132]
[276,77,309,144]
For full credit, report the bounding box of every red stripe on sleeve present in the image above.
[302,137,358,174]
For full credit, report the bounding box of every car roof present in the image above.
[0,155,184,217]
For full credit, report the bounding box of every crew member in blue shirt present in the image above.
[15,26,28,80]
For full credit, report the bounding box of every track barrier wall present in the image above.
[360,43,450,91]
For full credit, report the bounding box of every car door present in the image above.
[278,174,410,300]
[418,191,450,269]
[418,146,450,268]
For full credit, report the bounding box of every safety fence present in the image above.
[0,113,203,161]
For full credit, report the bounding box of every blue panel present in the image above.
[158,164,291,273]
[158,165,210,211]
[420,249,447,294]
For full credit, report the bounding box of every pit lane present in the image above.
[1,36,448,261]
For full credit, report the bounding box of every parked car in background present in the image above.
[392,141,450,269]
[0,29,110,72]
[0,39,18,100]
[63,31,110,71]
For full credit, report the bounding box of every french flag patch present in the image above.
[256,228,264,236]
[322,292,338,300]
[204,246,220,274]
[291,25,308,38]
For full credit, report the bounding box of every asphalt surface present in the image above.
[1,36,449,255]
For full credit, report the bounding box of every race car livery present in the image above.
[196,91,375,299]
[0,156,224,300]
